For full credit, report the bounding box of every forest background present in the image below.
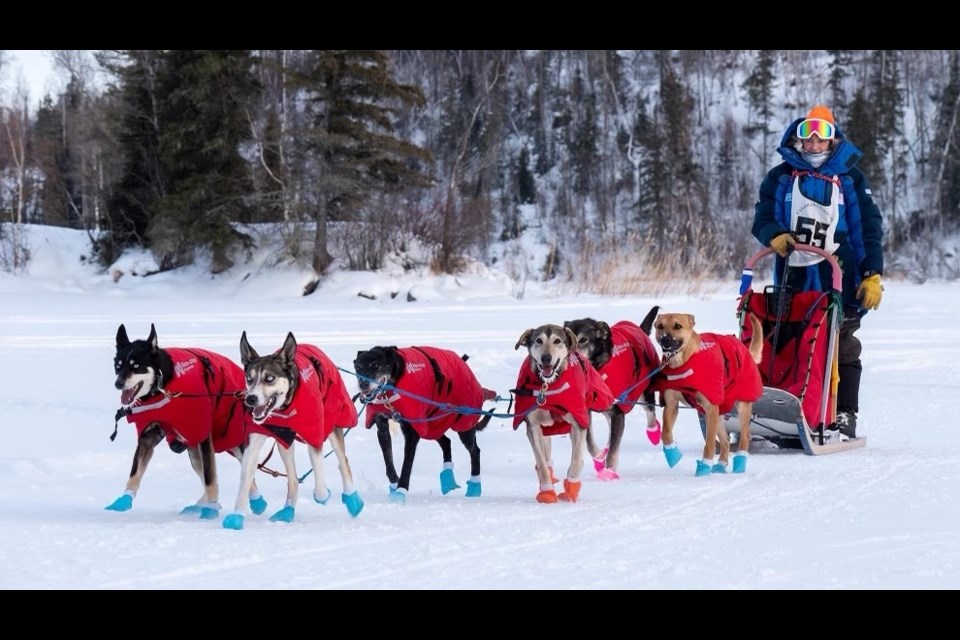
[2,50,959,290]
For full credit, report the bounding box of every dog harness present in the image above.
[248,344,359,449]
[363,346,486,440]
[600,321,659,414]
[653,334,762,414]
[125,348,246,451]
[512,352,614,436]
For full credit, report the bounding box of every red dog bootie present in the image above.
[536,489,559,503]
[558,479,581,503]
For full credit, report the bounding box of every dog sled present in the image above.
[715,244,866,455]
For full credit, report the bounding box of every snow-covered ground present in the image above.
[1,225,957,589]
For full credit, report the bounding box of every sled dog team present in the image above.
[110,305,764,526]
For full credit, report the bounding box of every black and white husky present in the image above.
[109,323,263,519]
[222,331,363,530]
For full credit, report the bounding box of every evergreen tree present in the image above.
[155,50,259,273]
[97,50,166,266]
[300,50,432,276]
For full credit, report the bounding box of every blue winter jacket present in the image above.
[752,117,884,316]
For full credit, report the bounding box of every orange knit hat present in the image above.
[806,104,835,125]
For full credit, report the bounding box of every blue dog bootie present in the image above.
[105,491,135,512]
[711,461,728,474]
[465,477,481,498]
[733,452,748,474]
[249,492,268,515]
[440,464,461,494]
[695,460,712,477]
[663,443,683,468]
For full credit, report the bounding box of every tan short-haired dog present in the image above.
[652,313,763,475]
[512,324,614,503]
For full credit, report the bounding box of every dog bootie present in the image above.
[536,489,559,504]
[440,468,461,494]
[269,505,296,523]
[596,467,620,481]
[249,494,268,515]
[733,453,748,474]
[179,501,221,519]
[222,513,245,530]
[646,420,662,446]
[465,480,481,498]
[711,462,728,474]
[663,444,683,468]
[389,487,407,504]
[695,460,712,477]
[314,488,332,505]
[592,447,609,473]
[105,493,134,512]
[342,491,364,517]
[558,479,582,503]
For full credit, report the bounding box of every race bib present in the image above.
[787,176,841,267]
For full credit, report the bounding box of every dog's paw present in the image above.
[536,489,559,504]
[249,495,268,515]
[465,480,481,498]
[342,491,364,517]
[558,479,581,503]
[269,505,296,523]
[314,488,332,505]
[440,468,461,495]
[663,444,683,468]
[732,453,748,474]
[596,467,620,482]
[104,494,133,512]
[711,462,728,474]
[388,487,407,504]
[695,460,712,477]
[646,421,662,446]
[222,513,245,530]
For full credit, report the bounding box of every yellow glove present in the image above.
[770,233,796,258]
[857,273,883,310]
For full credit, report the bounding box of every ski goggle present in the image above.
[796,118,835,140]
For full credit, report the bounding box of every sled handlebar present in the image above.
[743,244,842,291]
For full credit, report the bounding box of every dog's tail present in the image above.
[747,312,764,364]
[640,304,661,335]
[475,387,498,431]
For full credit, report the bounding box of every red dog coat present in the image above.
[512,352,614,436]
[600,321,659,413]
[364,347,486,440]
[125,348,246,451]
[248,344,359,449]
[653,334,762,414]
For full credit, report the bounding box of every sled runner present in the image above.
[712,244,866,455]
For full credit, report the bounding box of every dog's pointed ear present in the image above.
[116,324,130,348]
[515,329,533,350]
[686,314,696,328]
[281,332,297,362]
[597,321,611,339]
[563,327,579,350]
[239,331,258,366]
[147,324,158,351]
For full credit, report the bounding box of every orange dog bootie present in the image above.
[536,489,559,503]
[558,479,581,503]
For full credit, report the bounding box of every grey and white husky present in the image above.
[222,331,364,530]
